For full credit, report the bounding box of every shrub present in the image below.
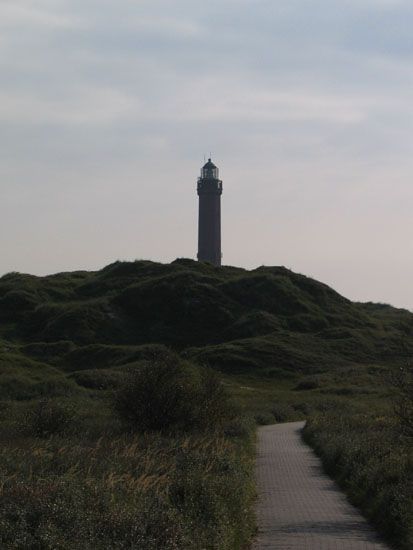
[254,412,275,425]
[114,354,196,432]
[69,369,124,390]
[114,353,232,433]
[392,365,413,439]
[271,403,296,422]
[194,368,234,431]
[224,415,254,438]
[294,377,321,391]
[22,399,77,438]
[292,401,313,416]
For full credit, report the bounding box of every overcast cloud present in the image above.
[1,0,413,309]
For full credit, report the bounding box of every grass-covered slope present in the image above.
[1,259,412,549]
[1,258,412,380]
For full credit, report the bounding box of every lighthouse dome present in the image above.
[201,158,219,180]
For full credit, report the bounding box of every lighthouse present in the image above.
[197,158,223,267]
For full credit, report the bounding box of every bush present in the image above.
[254,412,275,425]
[22,399,77,438]
[69,369,124,390]
[224,415,254,438]
[392,365,413,439]
[294,377,321,391]
[114,354,196,432]
[271,403,296,422]
[114,353,232,433]
[292,401,313,416]
[194,367,234,430]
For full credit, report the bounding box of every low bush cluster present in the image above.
[392,364,413,439]
[22,399,77,438]
[114,352,233,433]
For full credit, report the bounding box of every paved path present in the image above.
[253,422,391,550]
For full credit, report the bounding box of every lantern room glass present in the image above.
[201,159,219,180]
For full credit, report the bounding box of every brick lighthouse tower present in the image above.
[197,158,223,267]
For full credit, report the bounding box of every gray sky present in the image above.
[1,0,413,309]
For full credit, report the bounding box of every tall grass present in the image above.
[0,352,256,549]
[0,424,255,549]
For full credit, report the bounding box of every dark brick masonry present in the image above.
[197,159,222,267]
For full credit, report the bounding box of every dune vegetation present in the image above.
[0,349,255,549]
[0,258,412,548]
[304,382,413,550]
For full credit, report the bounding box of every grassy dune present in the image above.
[0,259,412,548]
[1,259,412,362]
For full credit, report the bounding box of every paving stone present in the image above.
[253,422,390,550]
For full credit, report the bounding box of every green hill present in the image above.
[1,258,412,398]
[1,259,412,549]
